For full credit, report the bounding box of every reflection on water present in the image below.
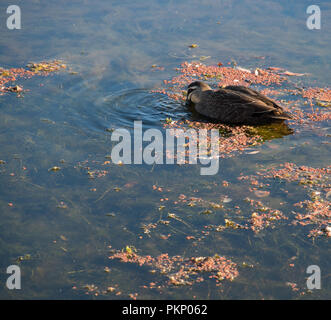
[248,122,294,141]
[0,0,330,299]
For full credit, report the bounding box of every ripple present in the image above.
[63,76,188,134]
[94,88,186,130]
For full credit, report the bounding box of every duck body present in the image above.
[186,81,292,125]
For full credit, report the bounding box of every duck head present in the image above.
[186,81,212,105]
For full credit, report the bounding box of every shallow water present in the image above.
[0,0,330,299]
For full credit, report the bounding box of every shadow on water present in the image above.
[186,103,294,140]
[246,122,294,141]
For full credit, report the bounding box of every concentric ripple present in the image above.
[65,77,189,134]
[94,88,187,130]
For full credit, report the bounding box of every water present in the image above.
[0,0,330,299]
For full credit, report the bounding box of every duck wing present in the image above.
[224,85,282,109]
[195,87,291,124]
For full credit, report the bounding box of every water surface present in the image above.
[0,0,330,299]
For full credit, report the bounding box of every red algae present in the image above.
[262,163,330,187]
[108,249,239,287]
[153,61,286,102]
[216,197,288,233]
[0,60,67,95]
[249,209,286,233]
[301,87,331,102]
[238,163,330,238]
[286,282,299,292]
[293,199,330,237]
[163,119,262,160]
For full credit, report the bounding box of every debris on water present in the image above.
[279,71,306,77]
[200,209,213,215]
[163,119,263,160]
[105,213,116,217]
[254,190,270,198]
[315,100,331,108]
[224,219,243,229]
[6,85,23,92]
[0,60,69,95]
[199,56,211,61]
[17,254,31,262]
[324,226,331,237]
[48,166,61,172]
[222,197,232,203]
[40,118,56,124]
[56,201,68,209]
[108,248,239,287]
[241,262,254,268]
[301,87,331,102]
[286,282,299,292]
[235,66,251,73]
[222,180,229,187]
[238,162,330,237]
[151,64,164,71]
[165,117,173,124]
[26,60,66,73]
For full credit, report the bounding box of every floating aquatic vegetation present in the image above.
[153,61,330,127]
[108,249,239,287]
[153,61,287,102]
[238,163,330,238]
[151,64,165,71]
[75,159,111,179]
[300,87,331,102]
[221,219,247,230]
[0,60,68,95]
[175,193,223,210]
[293,197,330,238]
[17,253,32,262]
[254,190,270,198]
[214,197,287,234]
[26,60,67,73]
[163,119,263,160]
[262,163,330,188]
[249,210,286,233]
[151,59,322,164]
[286,282,299,292]
[141,222,158,236]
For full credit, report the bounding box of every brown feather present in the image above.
[186,81,292,125]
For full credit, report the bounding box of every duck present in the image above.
[186,81,292,125]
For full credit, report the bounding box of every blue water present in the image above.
[0,0,330,299]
